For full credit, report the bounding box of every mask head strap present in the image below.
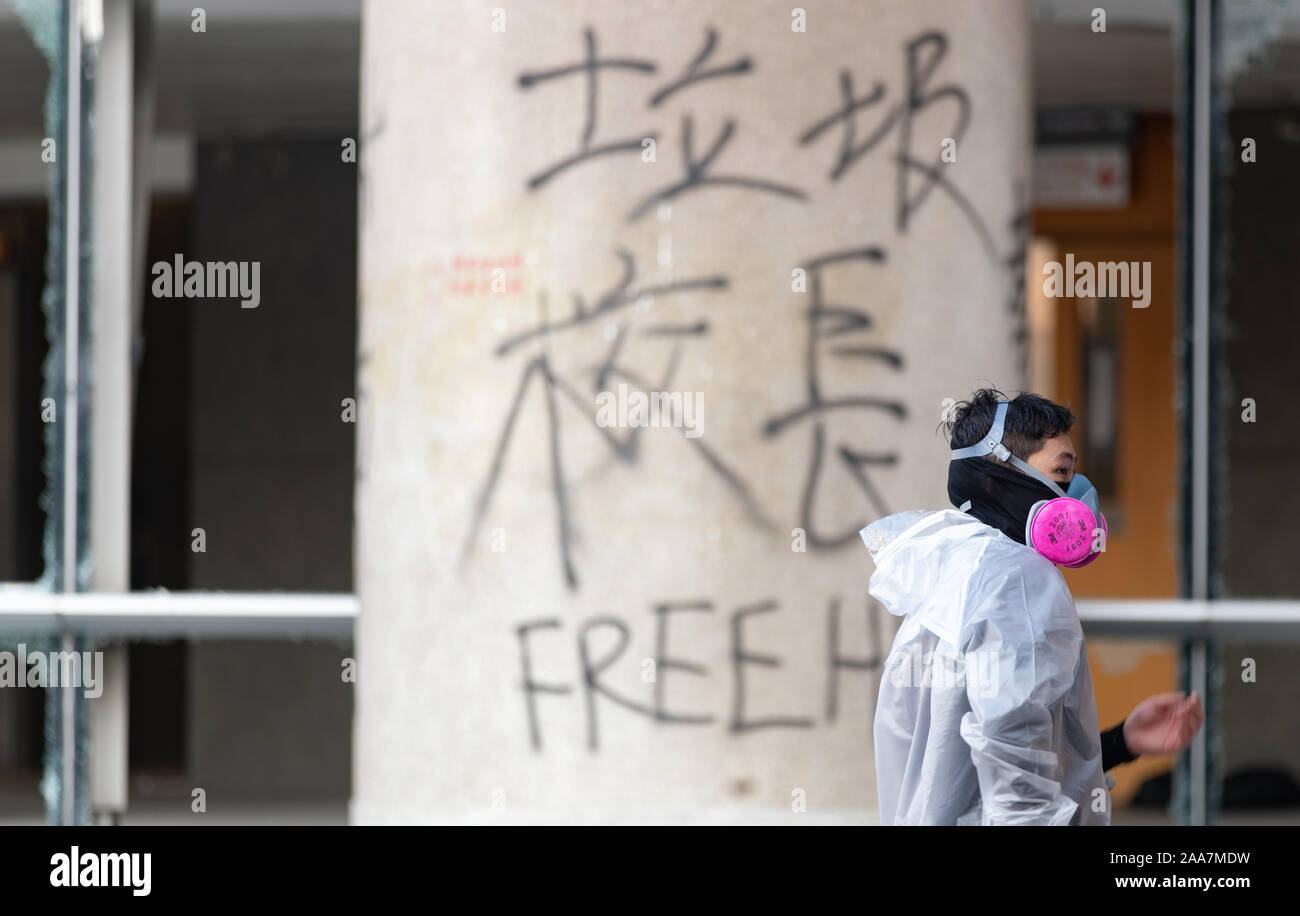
[949,400,1067,498]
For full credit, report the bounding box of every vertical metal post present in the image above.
[90,0,135,824]
[61,0,84,828]
[1188,0,1213,827]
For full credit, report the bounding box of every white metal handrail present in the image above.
[0,590,357,639]
[1,592,1297,641]
[1078,599,1300,641]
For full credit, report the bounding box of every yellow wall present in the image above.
[1034,116,1181,803]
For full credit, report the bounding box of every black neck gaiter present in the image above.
[947,457,1061,545]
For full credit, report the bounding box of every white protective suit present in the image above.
[863,508,1110,826]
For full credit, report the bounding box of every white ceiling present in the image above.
[0,0,1298,139]
[0,0,363,22]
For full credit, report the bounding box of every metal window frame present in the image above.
[1185,0,1215,829]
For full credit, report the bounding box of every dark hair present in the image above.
[943,388,1075,464]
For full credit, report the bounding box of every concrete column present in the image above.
[354,0,1031,823]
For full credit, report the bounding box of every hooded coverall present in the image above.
[863,508,1111,826]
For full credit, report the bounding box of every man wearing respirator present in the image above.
[862,389,1204,825]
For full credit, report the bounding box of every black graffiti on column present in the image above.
[1003,186,1032,376]
[517,28,658,189]
[459,249,776,591]
[626,114,808,222]
[518,26,808,220]
[515,595,886,752]
[763,247,906,550]
[798,30,996,259]
[647,27,753,108]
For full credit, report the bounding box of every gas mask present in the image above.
[950,400,1107,567]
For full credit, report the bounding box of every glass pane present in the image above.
[137,11,360,594]
[125,2,361,822]
[1213,0,1300,825]
[0,1,61,585]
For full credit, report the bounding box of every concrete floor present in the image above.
[2,770,1297,825]
[0,770,347,825]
